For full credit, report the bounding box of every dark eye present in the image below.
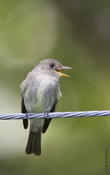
[50,63,55,68]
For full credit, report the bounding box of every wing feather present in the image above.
[21,97,28,129]
[42,99,58,133]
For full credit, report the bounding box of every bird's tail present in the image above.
[25,129,41,156]
[26,130,41,156]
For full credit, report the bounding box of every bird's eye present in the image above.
[50,63,55,68]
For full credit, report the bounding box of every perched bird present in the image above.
[20,58,71,156]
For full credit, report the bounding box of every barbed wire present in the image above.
[0,110,110,120]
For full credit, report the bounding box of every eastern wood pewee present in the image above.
[20,58,71,156]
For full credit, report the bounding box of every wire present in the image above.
[0,110,110,120]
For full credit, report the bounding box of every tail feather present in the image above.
[25,130,41,156]
[32,131,41,156]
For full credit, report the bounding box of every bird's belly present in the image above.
[31,100,44,113]
[30,87,54,113]
[24,79,57,113]
[29,92,45,132]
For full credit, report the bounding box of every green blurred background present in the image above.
[0,0,110,174]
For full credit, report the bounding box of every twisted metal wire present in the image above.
[0,110,110,120]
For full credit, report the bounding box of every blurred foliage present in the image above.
[0,0,110,175]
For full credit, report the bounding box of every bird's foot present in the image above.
[25,111,31,119]
[44,112,49,119]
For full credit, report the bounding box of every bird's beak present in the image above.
[55,66,72,77]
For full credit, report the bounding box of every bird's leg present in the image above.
[25,111,31,119]
[44,111,49,119]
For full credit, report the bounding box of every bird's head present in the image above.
[35,58,72,79]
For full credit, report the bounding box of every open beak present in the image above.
[55,66,72,77]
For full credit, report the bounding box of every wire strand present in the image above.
[0,110,110,120]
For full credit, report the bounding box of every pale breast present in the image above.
[24,74,60,113]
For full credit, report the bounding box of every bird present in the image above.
[20,58,71,156]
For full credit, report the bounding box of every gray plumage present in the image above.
[20,58,71,156]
